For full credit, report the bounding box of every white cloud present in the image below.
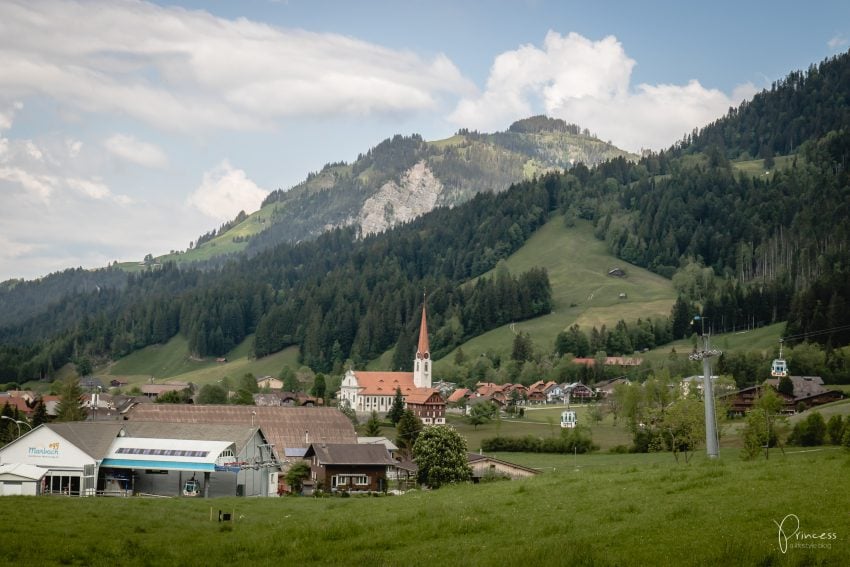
[828,35,848,50]
[0,1,474,133]
[67,177,111,200]
[105,134,168,169]
[0,101,23,131]
[187,160,268,221]
[450,31,756,152]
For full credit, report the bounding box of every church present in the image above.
[339,304,445,425]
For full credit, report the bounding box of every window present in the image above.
[332,474,369,487]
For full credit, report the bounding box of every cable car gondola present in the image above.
[770,341,787,378]
[183,476,201,497]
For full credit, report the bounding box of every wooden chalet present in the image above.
[723,376,843,416]
[404,388,446,425]
[303,443,397,493]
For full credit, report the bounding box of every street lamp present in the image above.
[1,415,21,438]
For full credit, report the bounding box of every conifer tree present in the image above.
[388,386,405,425]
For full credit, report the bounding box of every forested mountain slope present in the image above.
[2,51,850,384]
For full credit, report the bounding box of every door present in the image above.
[2,481,23,496]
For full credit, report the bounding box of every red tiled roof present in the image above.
[0,396,32,414]
[405,388,443,405]
[353,371,416,396]
[447,388,471,403]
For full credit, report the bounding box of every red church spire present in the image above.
[416,301,430,359]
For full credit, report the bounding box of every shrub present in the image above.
[787,412,826,446]
[826,415,844,445]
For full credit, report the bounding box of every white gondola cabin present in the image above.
[560,410,577,429]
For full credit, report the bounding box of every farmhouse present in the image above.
[303,443,397,493]
[723,376,843,415]
[339,304,445,424]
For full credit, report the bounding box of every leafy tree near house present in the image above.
[55,377,87,422]
[741,387,785,459]
[387,387,405,425]
[413,425,471,488]
[826,415,844,445]
[467,400,496,429]
[284,461,312,494]
[279,366,300,393]
[197,383,228,405]
[787,412,827,447]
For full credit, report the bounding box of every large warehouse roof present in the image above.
[125,406,356,453]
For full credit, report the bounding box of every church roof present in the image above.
[416,304,430,357]
[353,371,416,396]
[405,388,443,405]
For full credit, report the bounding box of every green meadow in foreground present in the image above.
[1,449,846,566]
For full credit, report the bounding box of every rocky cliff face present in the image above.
[357,161,443,235]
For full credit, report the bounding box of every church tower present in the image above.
[413,302,431,388]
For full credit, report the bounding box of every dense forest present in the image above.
[2,51,850,384]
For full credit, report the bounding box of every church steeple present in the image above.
[413,301,431,388]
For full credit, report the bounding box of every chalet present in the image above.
[405,389,446,425]
[467,453,539,481]
[564,382,594,402]
[544,382,564,403]
[526,390,547,404]
[109,379,129,388]
[303,443,397,493]
[339,304,446,424]
[594,377,630,398]
[447,388,472,405]
[722,376,843,415]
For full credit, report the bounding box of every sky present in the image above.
[1,0,849,282]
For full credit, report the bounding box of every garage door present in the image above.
[1,481,23,496]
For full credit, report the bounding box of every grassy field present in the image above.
[435,217,676,371]
[731,154,796,178]
[641,322,785,367]
[0,448,846,566]
[102,335,300,388]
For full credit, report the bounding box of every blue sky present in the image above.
[1,0,848,281]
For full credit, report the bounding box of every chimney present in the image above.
[305,430,309,444]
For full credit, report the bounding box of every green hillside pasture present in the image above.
[160,345,300,387]
[104,335,299,387]
[157,203,280,265]
[0,449,846,566]
[731,154,795,178]
[436,218,675,366]
[105,335,213,379]
[641,322,785,367]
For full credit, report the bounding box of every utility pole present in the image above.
[689,317,720,459]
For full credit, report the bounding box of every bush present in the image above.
[826,415,844,445]
[481,426,597,454]
[787,412,826,446]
